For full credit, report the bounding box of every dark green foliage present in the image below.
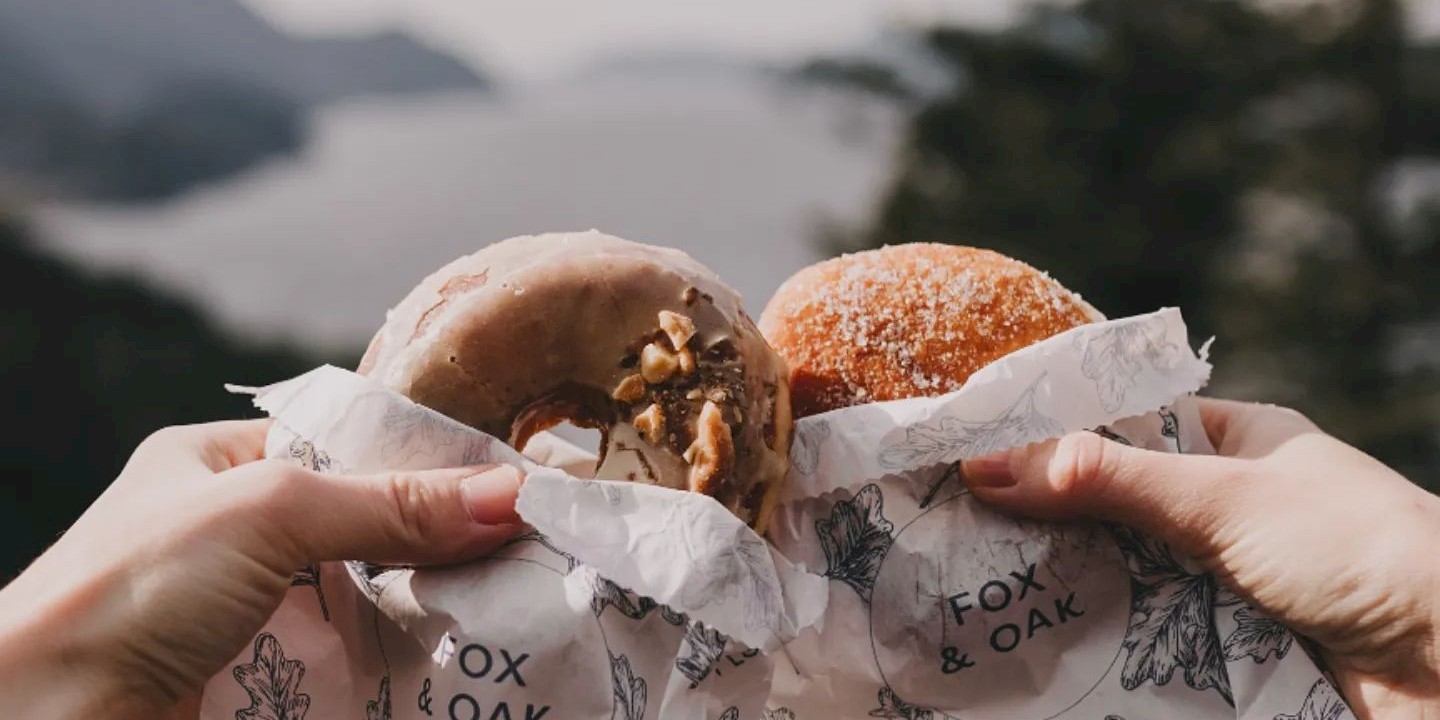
[0,209,333,579]
[819,0,1440,491]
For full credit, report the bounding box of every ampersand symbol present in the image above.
[418,677,434,716]
[940,646,974,674]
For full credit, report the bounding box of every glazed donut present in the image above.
[759,243,1102,417]
[359,231,793,531]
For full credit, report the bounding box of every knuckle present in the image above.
[133,425,190,457]
[381,473,445,548]
[1050,432,1115,503]
[236,460,311,510]
[1259,402,1318,431]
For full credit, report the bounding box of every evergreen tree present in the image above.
[819,0,1440,490]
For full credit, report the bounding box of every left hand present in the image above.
[0,420,526,719]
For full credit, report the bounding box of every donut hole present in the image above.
[527,423,603,478]
[509,383,614,479]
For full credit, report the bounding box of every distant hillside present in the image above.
[0,203,337,580]
[0,0,487,199]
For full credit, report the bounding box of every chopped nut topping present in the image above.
[705,387,729,403]
[633,403,665,445]
[685,388,703,400]
[685,400,734,494]
[640,342,679,384]
[677,347,696,376]
[612,374,646,403]
[659,310,696,350]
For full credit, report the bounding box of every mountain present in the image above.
[0,203,334,580]
[0,0,488,199]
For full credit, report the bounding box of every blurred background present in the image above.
[3,0,1440,580]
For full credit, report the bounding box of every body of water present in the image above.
[36,73,900,353]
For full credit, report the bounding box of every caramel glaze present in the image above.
[359,231,793,532]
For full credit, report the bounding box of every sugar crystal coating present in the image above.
[759,243,1102,417]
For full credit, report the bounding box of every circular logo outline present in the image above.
[867,488,1128,720]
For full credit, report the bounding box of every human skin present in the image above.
[0,419,524,719]
[964,398,1440,720]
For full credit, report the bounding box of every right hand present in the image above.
[962,398,1440,720]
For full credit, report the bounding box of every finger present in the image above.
[128,420,272,478]
[226,461,526,569]
[1191,397,1318,459]
[963,432,1248,558]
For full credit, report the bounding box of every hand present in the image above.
[0,420,525,719]
[963,398,1440,720]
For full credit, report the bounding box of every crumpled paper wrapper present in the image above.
[200,308,1353,720]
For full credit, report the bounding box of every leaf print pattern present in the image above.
[675,621,728,688]
[458,435,496,467]
[719,708,740,720]
[1225,606,1295,663]
[676,508,782,632]
[761,709,797,720]
[735,530,783,631]
[505,529,579,571]
[289,565,330,622]
[659,605,688,627]
[1109,525,1233,705]
[1276,679,1351,720]
[816,484,894,603]
[1080,320,1182,412]
[1158,406,1182,452]
[918,462,960,509]
[791,419,830,475]
[610,652,648,720]
[365,675,391,720]
[1091,426,1134,446]
[345,561,394,603]
[878,379,1064,471]
[233,633,311,720]
[583,566,661,620]
[287,438,334,473]
[870,686,935,720]
[379,402,461,465]
[1297,634,1338,685]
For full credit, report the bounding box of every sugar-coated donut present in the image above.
[759,243,1102,418]
[359,231,793,531]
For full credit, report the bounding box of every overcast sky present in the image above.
[238,0,1032,82]
[240,0,1440,85]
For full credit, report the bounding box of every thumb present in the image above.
[962,432,1247,557]
[227,461,526,569]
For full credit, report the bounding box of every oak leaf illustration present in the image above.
[870,686,935,720]
[675,621,728,688]
[1224,605,1294,664]
[816,484,894,603]
[878,381,1063,471]
[1080,320,1180,412]
[1276,679,1351,720]
[1110,525,1236,705]
[610,653,648,720]
[791,419,830,475]
[233,633,310,720]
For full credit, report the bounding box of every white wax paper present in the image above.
[200,308,1352,720]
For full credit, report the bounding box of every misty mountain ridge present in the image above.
[0,0,487,200]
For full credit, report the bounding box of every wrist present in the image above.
[0,619,170,719]
[0,572,171,719]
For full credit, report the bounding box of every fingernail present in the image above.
[460,465,523,525]
[963,450,1019,489]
